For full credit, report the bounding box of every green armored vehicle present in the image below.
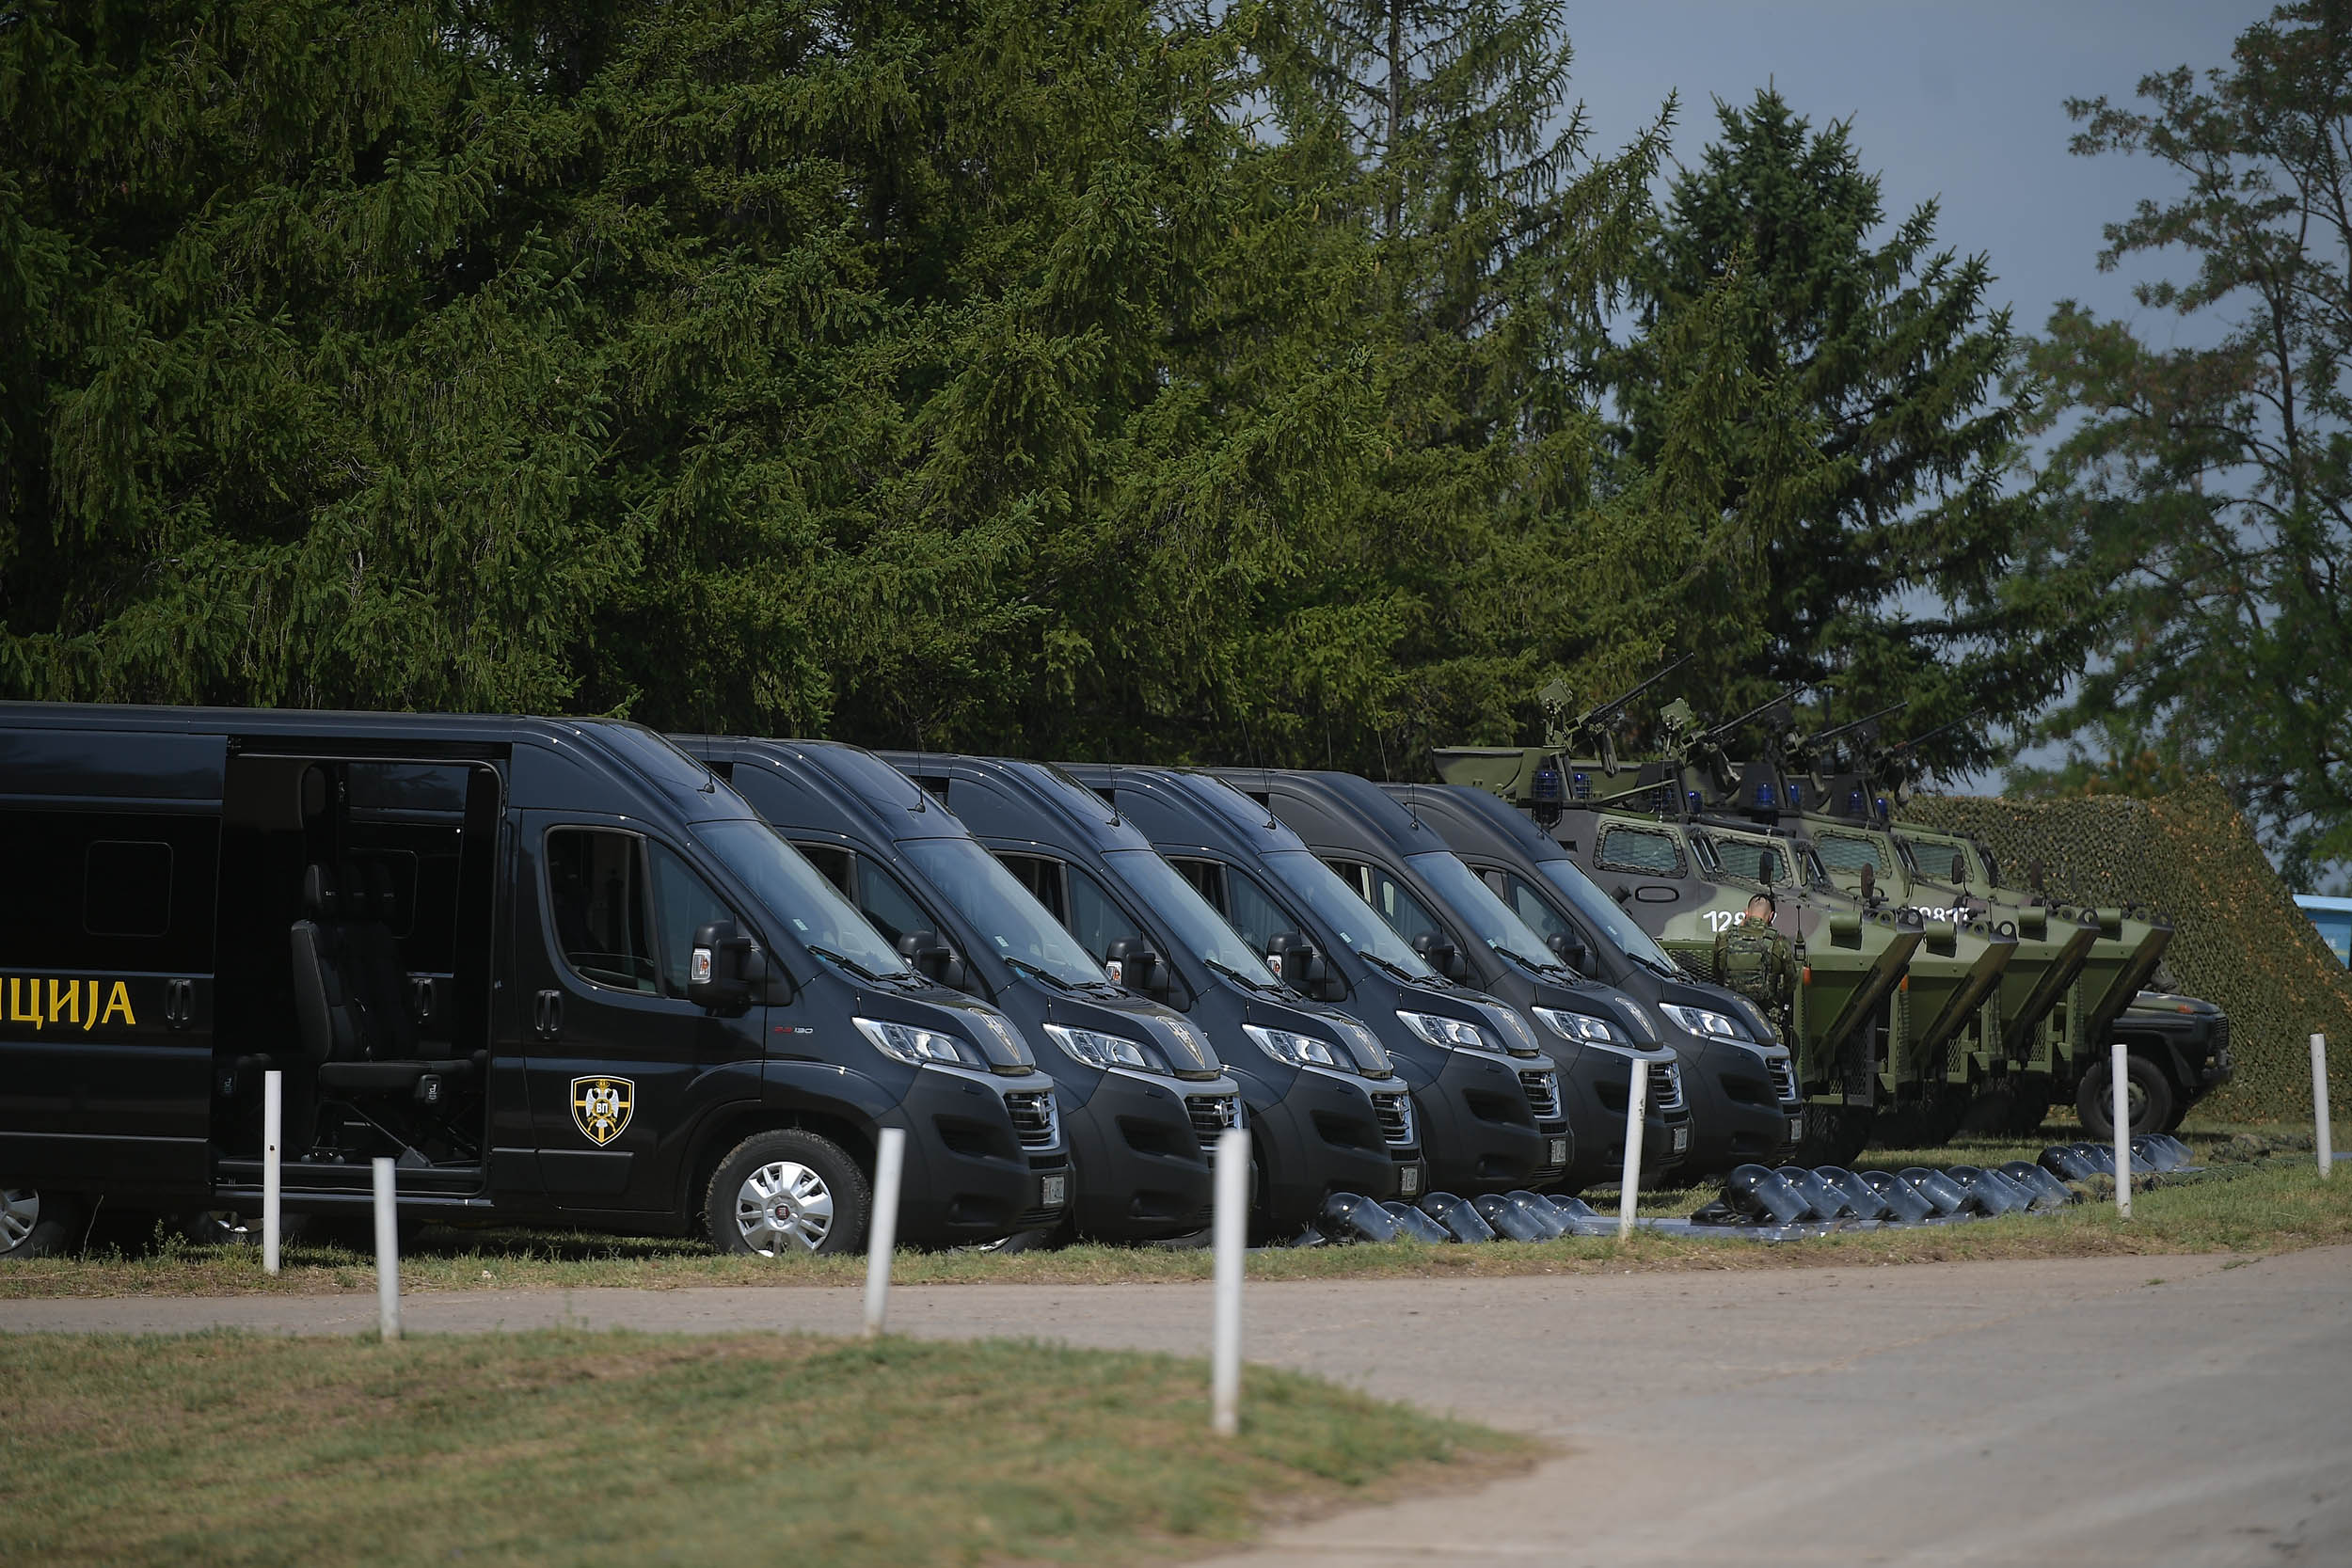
[1430,744,1922,1164]
[1889,821,2228,1135]
[1687,810,2016,1148]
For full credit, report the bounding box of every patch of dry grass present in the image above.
[0,1329,1532,1567]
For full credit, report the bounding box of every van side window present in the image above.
[1596,825,1686,877]
[1173,858,1224,907]
[797,844,854,898]
[1220,865,1294,953]
[1332,860,1446,947]
[1065,863,1131,960]
[850,859,935,948]
[1493,871,1581,949]
[998,853,1064,922]
[546,830,658,993]
[645,843,739,997]
[84,841,173,937]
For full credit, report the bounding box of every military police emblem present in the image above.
[571,1076,634,1146]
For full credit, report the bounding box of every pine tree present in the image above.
[1610,89,2088,774]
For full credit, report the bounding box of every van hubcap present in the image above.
[0,1188,40,1251]
[734,1162,834,1254]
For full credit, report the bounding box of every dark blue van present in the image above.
[1063,765,1575,1197]
[676,737,1240,1243]
[0,705,1061,1259]
[877,753,1428,1235]
[1386,783,1802,1175]
[1212,768,1692,1189]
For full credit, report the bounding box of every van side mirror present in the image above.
[895,928,967,990]
[1104,937,1167,995]
[690,920,756,1015]
[1266,931,1343,1001]
[1411,932,1469,982]
[1547,931,1589,973]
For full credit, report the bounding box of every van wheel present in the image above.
[2078,1053,2175,1140]
[0,1187,80,1260]
[707,1130,869,1257]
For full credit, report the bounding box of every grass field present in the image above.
[0,1329,1530,1567]
[4,1121,2344,1298]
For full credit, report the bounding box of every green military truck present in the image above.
[1430,746,1920,1164]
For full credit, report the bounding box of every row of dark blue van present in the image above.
[0,705,1800,1257]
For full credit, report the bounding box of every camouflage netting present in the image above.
[1904,780,2352,1121]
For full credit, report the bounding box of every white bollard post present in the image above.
[262,1070,283,1275]
[373,1158,400,1341]
[1212,1126,1248,1437]
[862,1128,907,1338]
[2314,1034,2334,1179]
[1618,1060,1649,1241]
[2112,1040,2132,1220]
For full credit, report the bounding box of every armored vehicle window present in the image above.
[1814,833,1892,878]
[84,841,173,937]
[547,830,659,993]
[1596,825,1686,877]
[1710,839,1787,886]
[647,842,739,997]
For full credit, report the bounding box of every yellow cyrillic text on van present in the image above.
[102,981,135,1027]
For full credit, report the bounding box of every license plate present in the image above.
[1671,1127,1690,1154]
[1548,1137,1569,1167]
[1398,1165,1422,1196]
[1789,1117,1806,1140]
[1041,1174,1067,1209]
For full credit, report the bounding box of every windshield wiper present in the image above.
[1494,945,1568,976]
[807,945,894,985]
[1357,948,1441,986]
[1204,958,1281,994]
[1004,956,1080,993]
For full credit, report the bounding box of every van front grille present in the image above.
[1186,1093,1243,1148]
[1004,1090,1060,1149]
[1648,1060,1685,1112]
[1767,1057,1798,1103]
[1517,1069,1561,1120]
[1371,1089,1417,1147]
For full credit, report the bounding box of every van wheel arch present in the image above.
[681,1108,876,1238]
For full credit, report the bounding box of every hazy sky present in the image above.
[1559,2,2271,789]
[1563,1,2268,341]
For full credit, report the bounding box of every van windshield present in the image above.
[1406,852,1570,975]
[1534,858,1681,977]
[899,836,1110,989]
[1104,849,1279,987]
[1258,849,1441,982]
[695,820,913,981]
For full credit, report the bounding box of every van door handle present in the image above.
[534,989,564,1040]
[166,978,194,1030]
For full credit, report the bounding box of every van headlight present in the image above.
[853,1018,986,1069]
[1658,1002,1749,1041]
[1042,1022,1172,1074]
[1245,1024,1344,1070]
[1533,1006,1626,1045]
[1395,1010,1501,1053]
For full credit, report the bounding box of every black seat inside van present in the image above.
[291,863,476,1096]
